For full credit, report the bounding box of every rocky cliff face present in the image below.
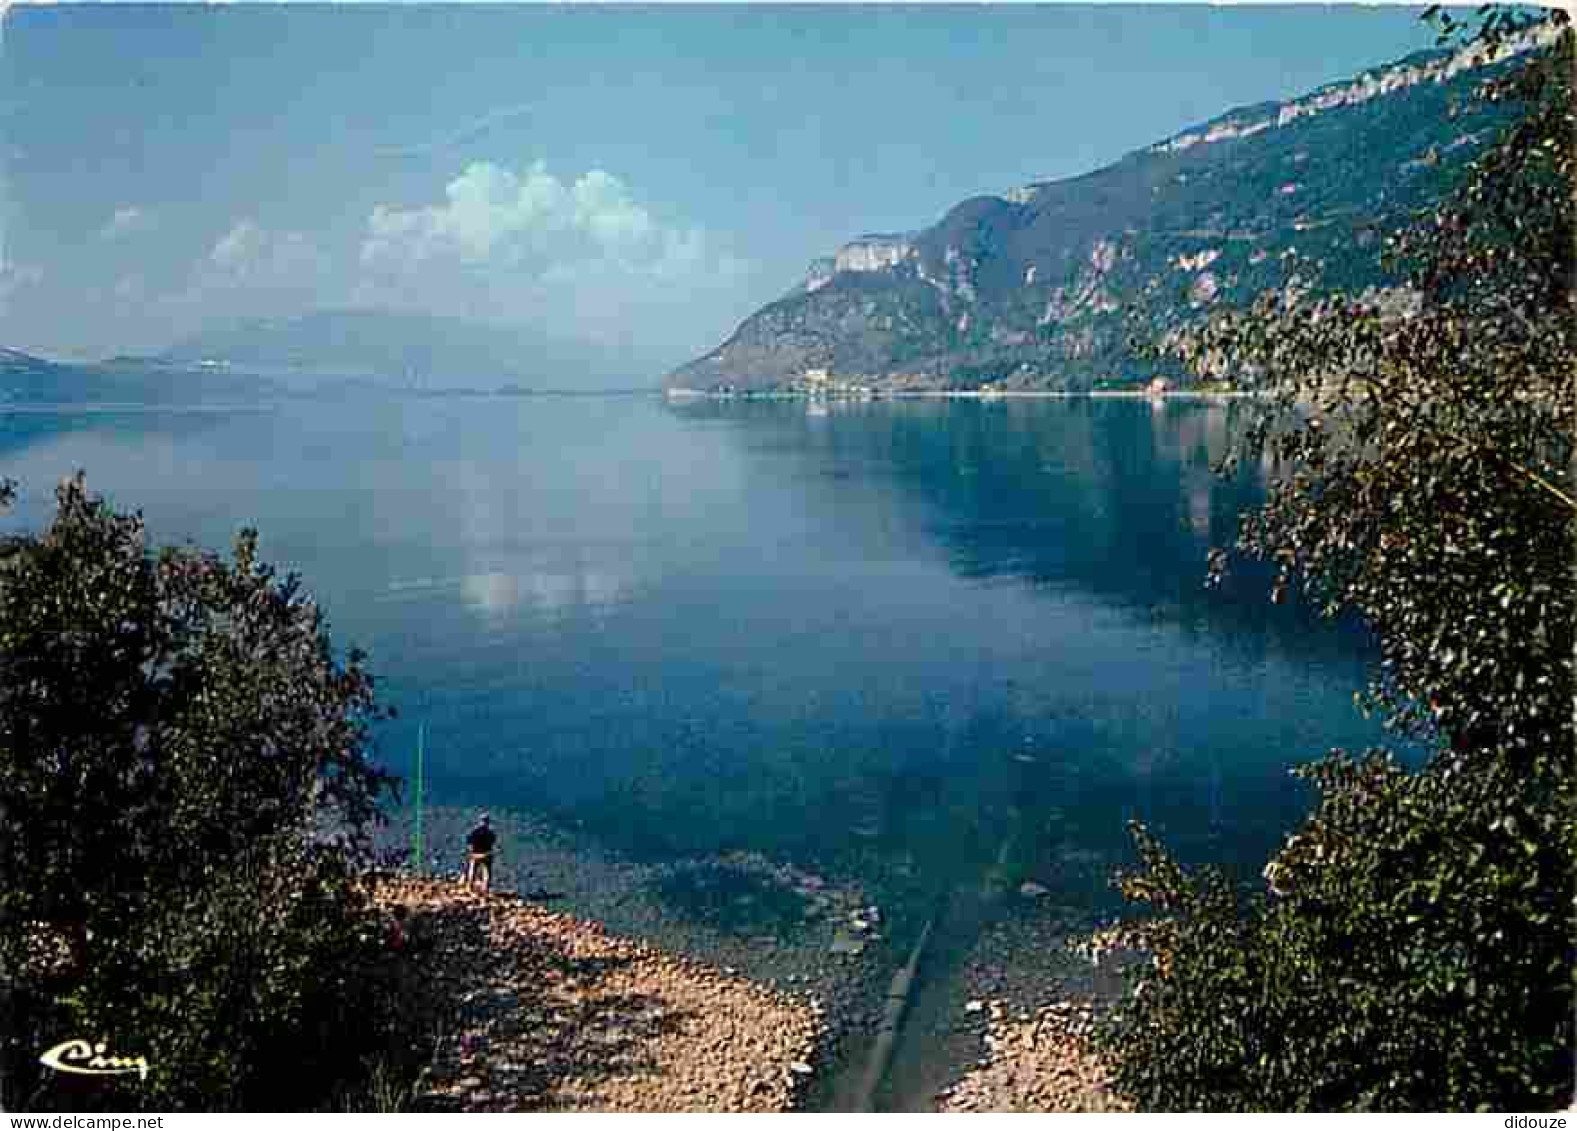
[833,234,916,275]
[668,37,1542,393]
[1151,25,1555,157]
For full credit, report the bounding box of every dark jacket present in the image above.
[466,824,496,857]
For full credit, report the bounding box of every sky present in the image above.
[0,2,1442,380]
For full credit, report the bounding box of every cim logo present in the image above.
[39,1039,150,1082]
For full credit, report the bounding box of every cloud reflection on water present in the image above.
[382,567,629,618]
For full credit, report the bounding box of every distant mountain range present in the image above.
[0,347,288,405]
[0,308,641,404]
[667,35,1544,394]
[163,309,632,389]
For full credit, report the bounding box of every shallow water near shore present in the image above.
[0,393,1394,1107]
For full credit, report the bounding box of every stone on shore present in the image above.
[939,999,1130,1113]
[377,878,823,1112]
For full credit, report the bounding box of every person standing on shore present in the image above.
[464,813,496,891]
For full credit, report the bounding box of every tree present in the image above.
[0,474,399,1109]
[1094,9,1575,1111]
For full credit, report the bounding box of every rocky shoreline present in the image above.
[938,998,1130,1112]
[379,808,894,1097]
[377,807,1138,1112]
[873,894,1138,1111]
[377,878,826,1111]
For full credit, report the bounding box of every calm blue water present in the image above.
[0,394,1388,922]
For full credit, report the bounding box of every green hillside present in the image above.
[668,41,1530,393]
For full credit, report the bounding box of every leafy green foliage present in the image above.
[1095,753,1573,1111]
[1095,10,1575,1111]
[59,836,400,1110]
[0,475,402,1110]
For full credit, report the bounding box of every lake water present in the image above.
[0,393,1390,1100]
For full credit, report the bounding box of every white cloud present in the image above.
[210,219,263,268]
[149,218,332,335]
[357,160,746,346]
[361,160,679,273]
[205,218,327,288]
[100,205,153,240]
[0,256,42,315]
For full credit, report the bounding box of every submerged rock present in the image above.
[829,931,867,957]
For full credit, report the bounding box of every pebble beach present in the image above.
[377,806,1136,1112]
[377,878,825,1111]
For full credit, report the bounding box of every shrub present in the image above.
[0,475,401,1110]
